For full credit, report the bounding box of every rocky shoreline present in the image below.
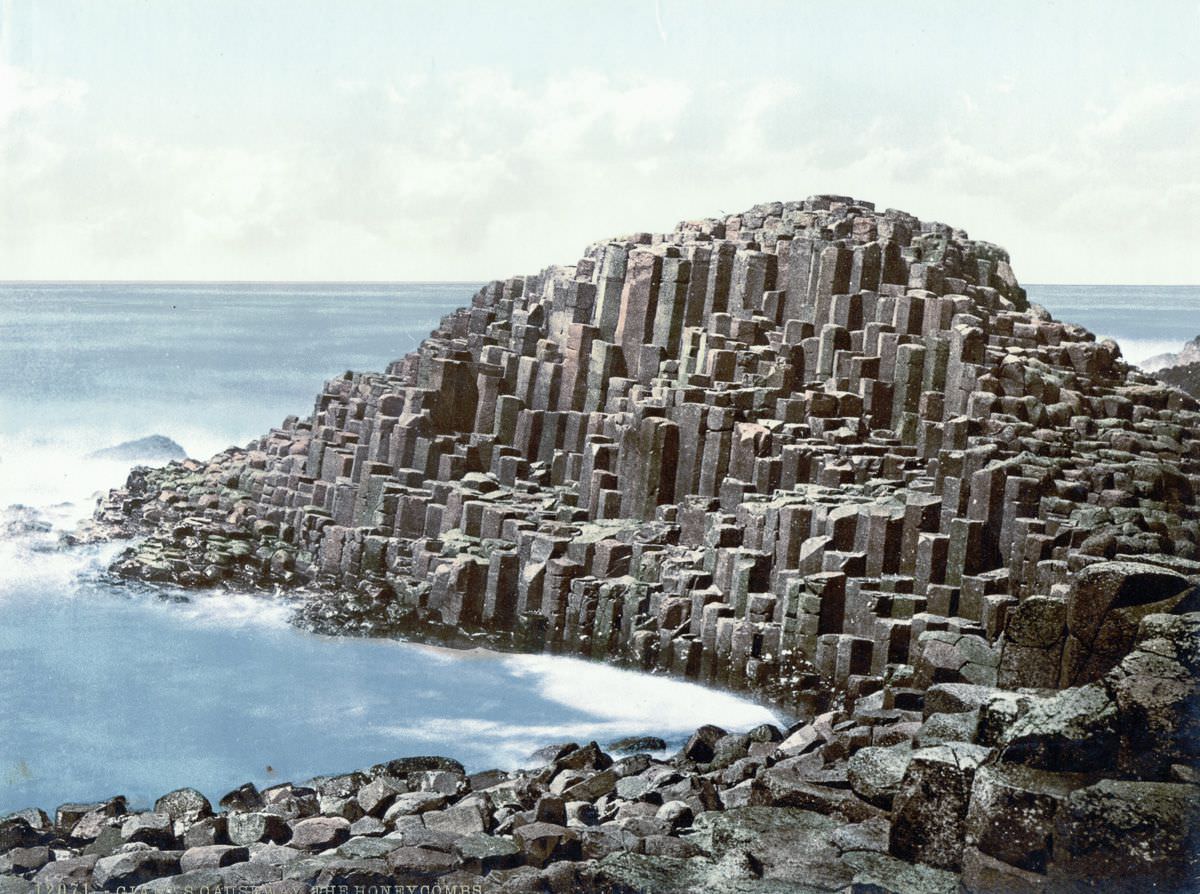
[2,609,1196,893]
[34,195,1200,890]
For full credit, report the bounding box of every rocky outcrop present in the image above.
[62,195,1200,888]
[1143,334,1200,373]
[87,435,187,463]
[1157,361,1200,399]
[1148,335,1200,398]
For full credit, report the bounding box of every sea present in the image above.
[0,281,1194,814]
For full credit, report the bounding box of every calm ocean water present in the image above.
[0,281,1193,813]
[0,282,779,814]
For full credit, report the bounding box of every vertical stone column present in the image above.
[614,249,663,381]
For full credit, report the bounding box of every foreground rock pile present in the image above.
[62,195,1200,889]
[2,612,1195,892]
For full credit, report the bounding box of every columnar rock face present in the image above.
[87,195,1199,707]
[67,195,1200,889]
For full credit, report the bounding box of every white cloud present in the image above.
[0,62,1196,284]
[0,61,85,126]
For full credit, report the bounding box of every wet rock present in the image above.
[607,735,668,754]
[0,819,40,854]
[682,725,728,763]
[370,755,465,777]
[534,795,567,825]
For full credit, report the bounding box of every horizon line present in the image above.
[1,279,1198,288]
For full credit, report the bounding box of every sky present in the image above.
[0,0,1196,283]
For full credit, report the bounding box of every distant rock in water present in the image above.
[1,504,52,538]
[87,435,186,463]
[1141,333,1200,372]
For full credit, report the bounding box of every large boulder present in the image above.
[227,812,290,846]
[888,742,991,871]
[997,594,1067,688]
[288,816,350,851]
[93,850,181,891]
[964,763,1092,874]
[120,812,175,849]
[1107,612,1200,777]
[1059,561,1193,686]
[998,682,1118,772]
[178,844,249,872]
[847,742,912,809]
[913,632,999,689]
[1050,778,1200,892]
[687,806,854,889]
[153,789,213,826]
[32,855,99,888]
[452,833,522,874]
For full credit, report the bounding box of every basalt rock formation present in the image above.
[1143,334,1200,374]
[65,195,1200,891]
[1157,361,1200,400]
